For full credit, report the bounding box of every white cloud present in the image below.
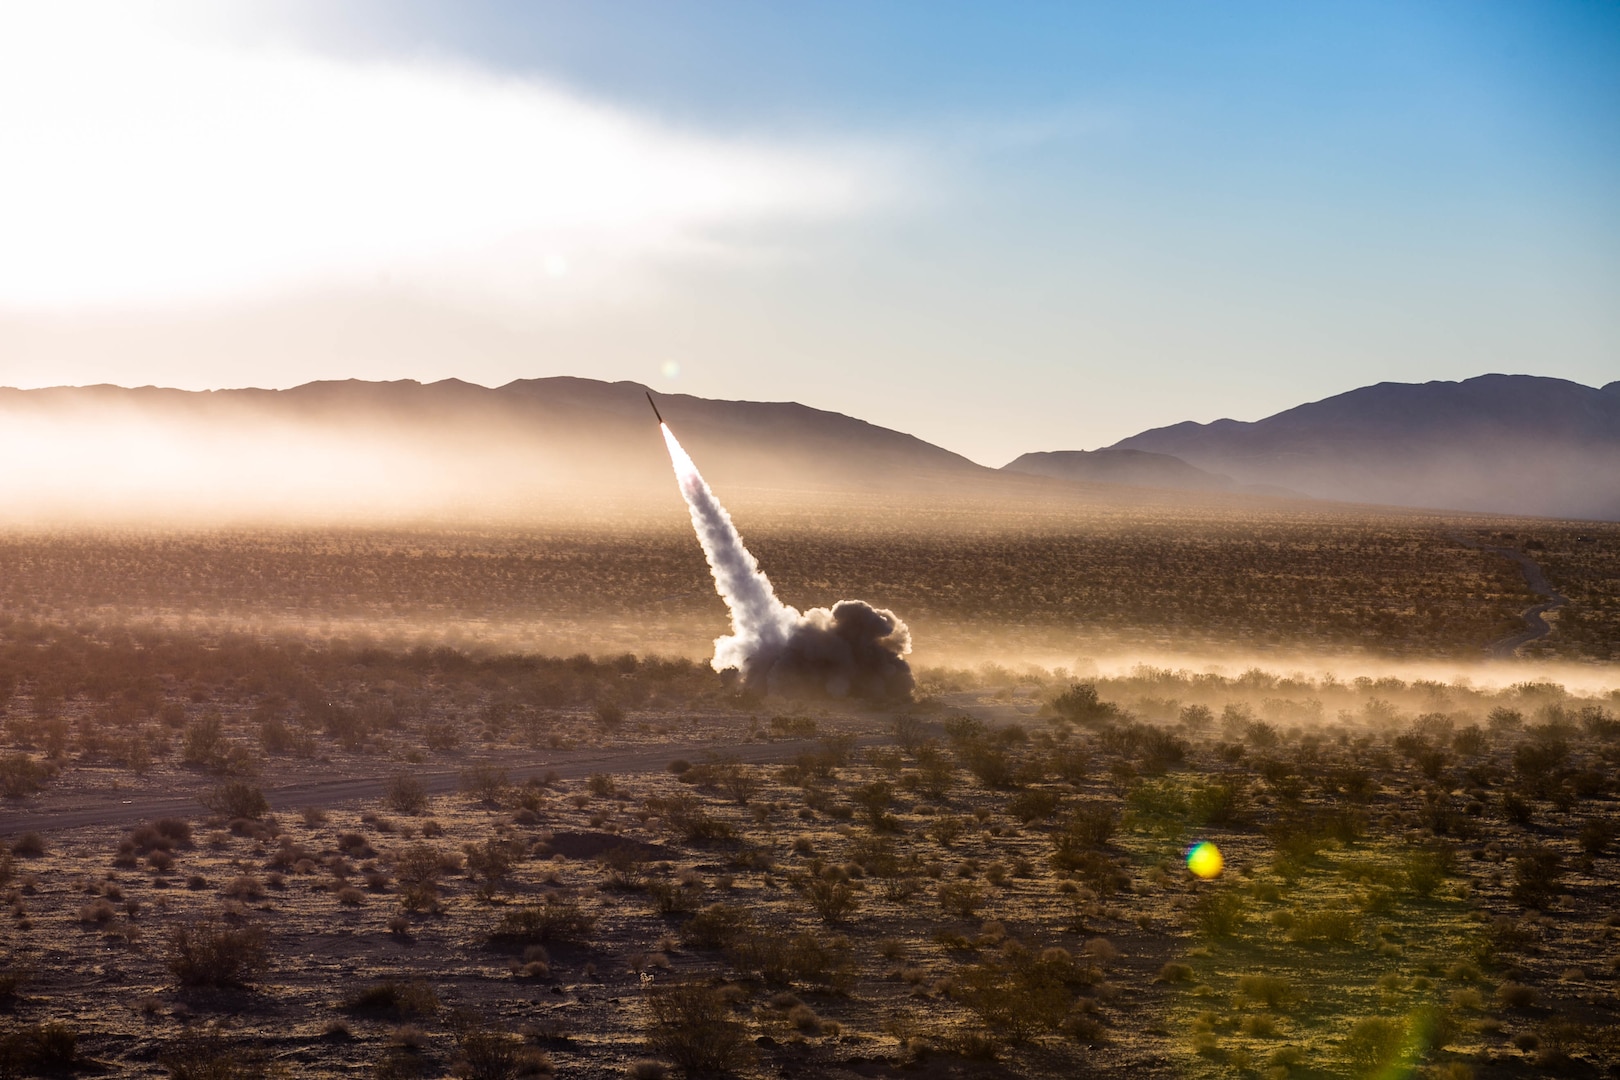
[0,1,894,311]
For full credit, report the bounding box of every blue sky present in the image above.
[0,0,1615,463]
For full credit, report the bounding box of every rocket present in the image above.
[646,391,665,426]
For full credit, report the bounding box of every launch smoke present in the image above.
[659,422,914,699]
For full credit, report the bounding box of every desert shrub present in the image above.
[1500,790,1535,825]
[1188,779,1249,826]
[1578,817,1617,856]
[9,832,44,857]
[1007,788,1061,824]
[79,897,117,924]
[593,701,625,732]
[1236,974,1295,1009]
[153,817,193,846]
[1286,905,1360,945]
[0,753,54,797]
[772,714,819,739]
[728,931,853,990]
[1403,848,1452,897]
[394,842,455,912]
[0,1023,80,1075]
[956,740,1015,789]
[1193,889,1245,938]
[424,722,461,752]
[463,838,524,901]
[644,794,734,844]
[386,774,430,815]
[1153,962,1194,985]
[489,897,598,947]
[345,979,439,1019]
[200,781,269,820]
[449,1013,533,1080]
[181,714,256,775]
[1509,847,1562,910]
[937,879,985,918]
[1496,981,1537,1008]
[644,982,751,1075]
[682,904,756,950]
[1344,1016,1407,1074]
[374,1047,432,1080]
[952,957,1072,1045]
[798,877,859,925]
[0,958,28,1010]
[717,764,762,807]
[646,878,701,915]
[1050,804,1117,870]
[223,875,265,900]
[460,765,510,805]
[167,917,269,988]
[1051,682,1120,726]
[1513,736,1569,795]
[1136,725,1189,773]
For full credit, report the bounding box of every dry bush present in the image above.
[489,897,599,947]
[728,931,854,991]
[0,1023,81,1076]
[936,880,985,919]
[644,982,752,1076]
[951,953,1078,1046]
[0,958,28,1011]
[1193,890,1245,938]
[386,774,430,815]
[1344,1016,1407,1074]
[681,904,755,950]
[798,876,859,925]
[159,1029,277,1075]
[1285,905,1361,945]
[463,838,524,901]
[200,781,269,820]
[644,794,735,843]
[345,979,439,1019]
[166,917,269,989]
[460,765,511,806]
[1510,847,1563,910]
[0,753,55,797]
[1050,804,1117,869]
[1235,974,1295,1009]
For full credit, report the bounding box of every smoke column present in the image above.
[660,422,914,699]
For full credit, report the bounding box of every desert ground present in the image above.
[1,503,1617,1079]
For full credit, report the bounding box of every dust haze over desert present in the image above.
[0,3,1617,1080]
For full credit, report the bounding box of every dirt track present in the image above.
[1452,534,1568,657]
[0,734,887,838]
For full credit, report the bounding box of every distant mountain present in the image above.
[0,377,1022,521]
[1002,448,1236,492]
[1110,375,1620,520]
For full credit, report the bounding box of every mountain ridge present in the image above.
[0,373,1614,520]
[1109,374,1620,520]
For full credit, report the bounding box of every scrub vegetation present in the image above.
[0,507,1612,664]
[0,509,1615,1077]
[0,625,1616,1077]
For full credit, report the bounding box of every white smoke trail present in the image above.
[659,422,913,699]
[661,423,801,671]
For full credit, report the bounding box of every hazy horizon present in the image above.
[2,1,1616,465]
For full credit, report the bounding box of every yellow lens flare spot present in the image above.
[1187,841,1224,879]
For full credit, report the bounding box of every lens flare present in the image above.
[1187,841,1224,879]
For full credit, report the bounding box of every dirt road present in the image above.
[0,733,889,838]
[1452,533,1568,657]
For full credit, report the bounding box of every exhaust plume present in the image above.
[659,422,913,699]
